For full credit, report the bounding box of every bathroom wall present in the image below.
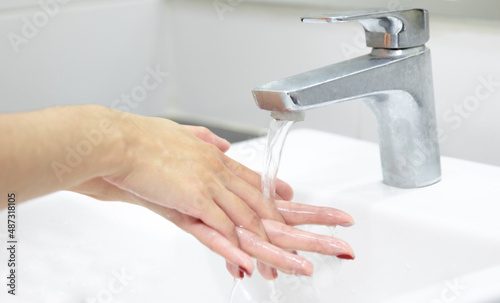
[0,0,499,166]
[0,0,175,116]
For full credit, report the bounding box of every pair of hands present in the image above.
[70,114,355,280]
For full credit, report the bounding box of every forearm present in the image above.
[0,105,125,203]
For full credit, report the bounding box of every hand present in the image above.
[164,199,355,277]
[2,104,355,279]
[70,116,294,279]
[72,119,354,279]
[175,125,298,278]
[180,125,231,153]
[72,175,354,278]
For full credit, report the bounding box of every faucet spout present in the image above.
[252,46,441,188]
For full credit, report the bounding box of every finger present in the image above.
[275,178,294,201]
[224,175,285,223]
[185,125,293,201]
[182,125,231,152]
[236,227,313,277]
[226,261,245,279]
[171,214,255,278]
[185,194,241,249]
[213,189,280,282]
[73,181,256,277]
[212,185,270,243]
[263,219,355,259]
[257,261,278,280]
[260,173,294,201]
[223,155,293,200]
[218,163,292,280]
[100,169,242,249]
[73,177,240,252]
[139,199,255,277]
[275,200,355,227]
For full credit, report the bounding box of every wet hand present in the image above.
[106,116,291,243]
[140,198,355,278]
[69,115,354,279]
[70,116,294,278]
[73,173,354,279]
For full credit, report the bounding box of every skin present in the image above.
[0,105,354,280]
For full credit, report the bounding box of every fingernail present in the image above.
[239,266,251,277]
[340,222,355,227]
[272,268,278,279]
[338,254,355,260]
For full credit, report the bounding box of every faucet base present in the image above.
[383,176,441,189]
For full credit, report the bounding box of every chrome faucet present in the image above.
[252,8,441,189]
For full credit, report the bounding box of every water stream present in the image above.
[229,278,243,303]
[229,115,348,303]
[260,119,294,303]
[229,118,296,303]
[261,119,296,203]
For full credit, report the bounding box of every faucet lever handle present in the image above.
[301,8,429,49]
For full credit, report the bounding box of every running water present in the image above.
[229,118,296,303]
[261,119,296,203]
[228,278,243,303]
[230,114,344,303]
[261,118,296,303]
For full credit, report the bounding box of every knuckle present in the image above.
[204,140,219,152]
[245,212,263,234]
[198,126,212,137]
[224,157,243,174]
[187,189,212,217]
[217,167,233,184]
[204,180,219,197]
[203,156,232,184]
[185,196,204,218]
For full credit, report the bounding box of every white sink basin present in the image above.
[1,129,499,303]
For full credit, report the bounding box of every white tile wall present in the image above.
[1,0,499,166]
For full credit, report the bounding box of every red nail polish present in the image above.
[239,266,251,277]
[272,268,278,279]
[338,254,355,260]
[238,270,244,279]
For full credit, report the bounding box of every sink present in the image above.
[1,128,499,302]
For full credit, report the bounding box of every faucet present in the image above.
[252,8,441,189]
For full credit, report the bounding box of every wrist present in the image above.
[48,104,128,184]
[1,104,130,201]
[80,105,129,178]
